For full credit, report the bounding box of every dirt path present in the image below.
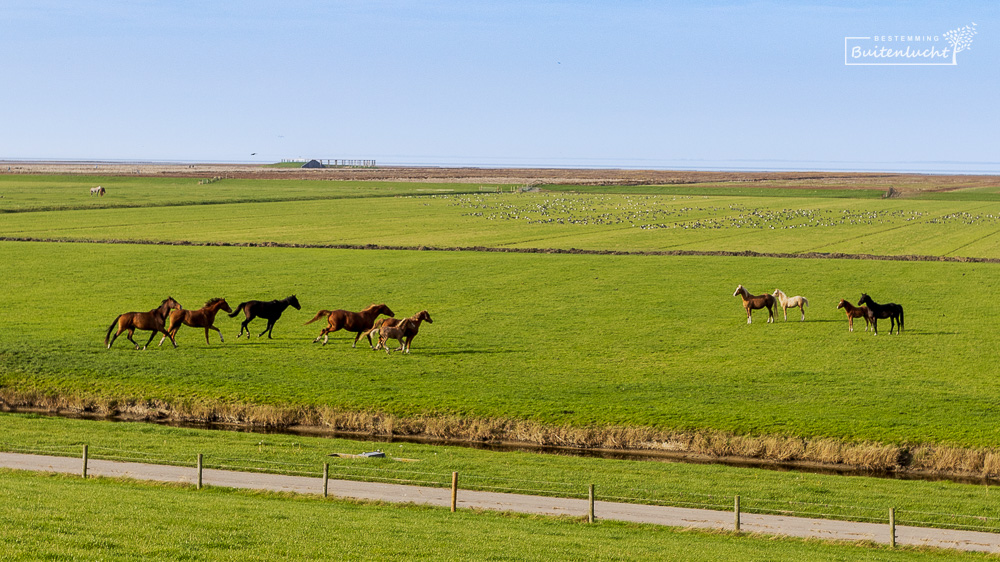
[3,452,998,554]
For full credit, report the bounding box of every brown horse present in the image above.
[837,299,873,332]
[365,310,434,353]
[105,297,182,350]
[733,284,775,324]
[159,298,232,346]
[305,303,394,346]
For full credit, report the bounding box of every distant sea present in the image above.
[3,157,999,175]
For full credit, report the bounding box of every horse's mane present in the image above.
[205,297,225,307]
[160,297,176,306]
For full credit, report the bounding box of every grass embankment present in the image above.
[6,469,984,561]
[2,413,999,535]
[4,241,1000,476]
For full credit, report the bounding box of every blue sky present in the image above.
[1,1,996,171]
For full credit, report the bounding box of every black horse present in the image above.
[229,295,301,339]
[858,293,904,335]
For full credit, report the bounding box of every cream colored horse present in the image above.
[772,289,809,321]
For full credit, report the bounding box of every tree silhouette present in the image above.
[943,23,977,65]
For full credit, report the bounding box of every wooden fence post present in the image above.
[197,453,203,490]
[734,495,741,532]
[451,472,458,512]
[82,444,88,479]
[588,484,595,523]
[323,463,329,497]
[889,507,896,548]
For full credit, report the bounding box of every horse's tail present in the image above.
[304,310,333,325]
[802,297,809,307]
[104,315,122,346]
[228,302,249,318]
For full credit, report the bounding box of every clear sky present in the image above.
[1,1,996,172]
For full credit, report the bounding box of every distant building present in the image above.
[302,159,323,169]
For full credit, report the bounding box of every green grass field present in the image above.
[6,469,985,561]
[4,175,1000,454]
[5,173,1000,556]
[4,240,1000,450]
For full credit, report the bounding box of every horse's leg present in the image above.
[799,304,805,321]
[141,330,157,350]
[352,331,363,348]
[264,319,276,339]
[872,318,878,336]
[782,304,787,321]
[126,329,140,349]
[746,306,752,324]
[108,327,123,349]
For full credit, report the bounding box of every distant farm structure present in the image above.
[281,159,376,168]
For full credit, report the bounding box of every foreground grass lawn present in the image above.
[0,469,989,560]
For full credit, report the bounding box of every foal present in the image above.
[366,310,434,353]
[837,299,873,332]
[733,285,775,324]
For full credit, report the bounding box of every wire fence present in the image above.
[2,440,998,534]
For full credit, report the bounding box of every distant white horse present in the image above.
[90,186,105,196]
[772,289,809,321]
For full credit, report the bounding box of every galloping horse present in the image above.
[365,310,434,353]
[159,298,232,346]
[733,285,775,324]
[229,295,301,339]
[105,297,182,350]
[858,293,904,335]
[772,289,809,321]
[837,299,873,332]
[305,303,394,346]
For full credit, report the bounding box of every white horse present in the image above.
[772,289,809,321]
[90,186,105,196]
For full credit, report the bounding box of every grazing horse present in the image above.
[105,297,182,350]
[837,299,873,332]
[229,295,301,339]
[772,289,809,321]
[733,285,775,324]
[305,303,394,347]
[159,298,232,346]
[90,186,105,196]
[858,293,904,335]
[365,310,434,353]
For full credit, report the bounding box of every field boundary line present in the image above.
[1,236,997,264]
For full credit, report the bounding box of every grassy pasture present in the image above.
[6,186,1000,257]
[3,240,1000,449]
[4,470,981,561]
[0,174,487,213]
